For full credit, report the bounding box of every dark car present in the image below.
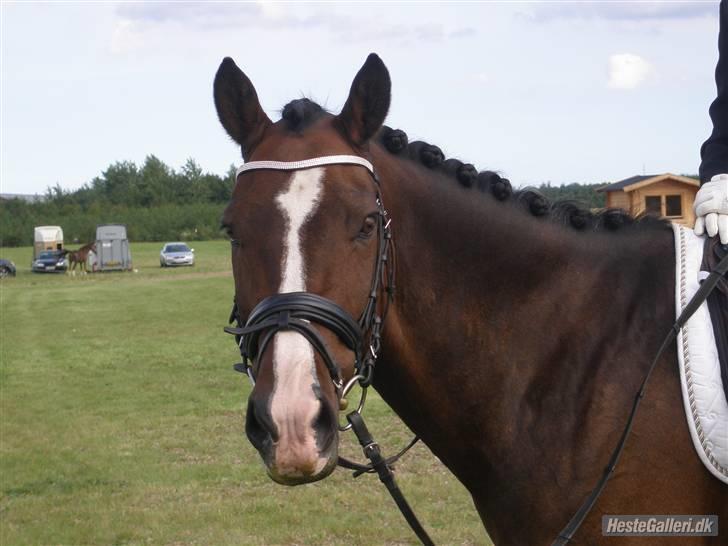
[32,250,67,273]
[0,259,16,278]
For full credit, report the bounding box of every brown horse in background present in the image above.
[67,242,95,273]
[214,54,727,545]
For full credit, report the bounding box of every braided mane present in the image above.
[279,98,669,233]
[377,126,671,233]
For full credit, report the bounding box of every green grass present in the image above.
[0,241,488,545]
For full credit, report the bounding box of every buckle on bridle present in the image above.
[338,373,368,430]
[233,361,256,385]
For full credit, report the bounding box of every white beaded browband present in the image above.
[236,155,374,178]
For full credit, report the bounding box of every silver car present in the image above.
[160,242,195,267]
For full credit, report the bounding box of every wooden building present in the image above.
[597,173,700,226]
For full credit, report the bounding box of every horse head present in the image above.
[215,54,392,485]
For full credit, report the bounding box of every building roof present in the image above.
[597,175,657,192]
[598,173,700,193]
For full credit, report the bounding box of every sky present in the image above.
[0,1,722,195]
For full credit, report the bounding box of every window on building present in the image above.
[665,195,683,217]
[645,196,661,214]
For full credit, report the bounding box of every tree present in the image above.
[537,182,606,209]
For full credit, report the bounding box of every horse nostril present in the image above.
[313,400,337,451]
[246,396,277,450]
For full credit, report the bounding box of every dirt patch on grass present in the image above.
[155,270,232,282]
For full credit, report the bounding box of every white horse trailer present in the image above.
[95,224,132,271]
[33,226,63,259]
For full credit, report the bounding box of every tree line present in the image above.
[1,154,615,247]
[537,182,606,209]
[0,156,236,247]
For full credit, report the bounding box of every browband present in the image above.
[236,155,374,178]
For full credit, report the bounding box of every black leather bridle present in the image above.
[222,155,436,546]
[223,155,394,402]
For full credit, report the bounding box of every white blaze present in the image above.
[269,167,328,476]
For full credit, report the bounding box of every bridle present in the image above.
[222,154,435,546]
[223,155,395,426]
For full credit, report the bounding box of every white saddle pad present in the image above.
[672,224,728,484]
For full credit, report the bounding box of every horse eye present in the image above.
[221,225,240,247]
[358,216,377,239]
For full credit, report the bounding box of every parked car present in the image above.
[32,250,67,273]
[160,242,195,267]
[0,259,16,278]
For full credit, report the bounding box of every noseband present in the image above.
[224,155,395,418]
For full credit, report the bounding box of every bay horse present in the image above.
[214,54,727,545]
[67,242,95,273]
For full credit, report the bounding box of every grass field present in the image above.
[0,241,489,545]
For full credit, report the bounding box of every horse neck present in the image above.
[370,149,675,541]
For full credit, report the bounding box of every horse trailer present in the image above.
[33,226,63,260]
[95,224,132,271]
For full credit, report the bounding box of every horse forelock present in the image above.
[281,99,328,132]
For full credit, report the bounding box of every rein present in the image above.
[223,155,433,546]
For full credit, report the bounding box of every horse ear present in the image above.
[214,57,272,157]
[337,53,391,146]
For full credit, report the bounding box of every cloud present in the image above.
[449,27,477,39]
[116,2,308,30]
[256,1,287,21]
[608,53,653,89]
[473,72,490,84]
[110,19,144,54]
[114,3,476,44]
[526,2,717,22]
[414,23,445,42]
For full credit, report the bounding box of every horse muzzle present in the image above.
[245,387,339,485]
